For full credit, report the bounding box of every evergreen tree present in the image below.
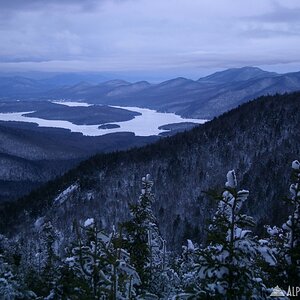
[122,174,176,298]
[21,221,61,298]
[0,234,36,299]
[263,160,300,291]
[174,239,200,297]
[179,170,271,299]
[40,221,60,296]
[282,160,300,286]
[56,218,140,299]
[257,225,286,290]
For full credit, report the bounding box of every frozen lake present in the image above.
[52,101,91,107]
[0,101,207,136]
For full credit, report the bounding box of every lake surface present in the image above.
[0,101,207,136]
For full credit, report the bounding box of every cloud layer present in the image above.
[1,0,300,78]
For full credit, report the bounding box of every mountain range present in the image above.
[2,92,299,250]
[1,67,300,119]
[1,66,300,202]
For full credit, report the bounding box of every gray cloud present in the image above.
[252,1,300,23]
[0,0,299,79]
[0,0,101,11]
[241,1,300,40]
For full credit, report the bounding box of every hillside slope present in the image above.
[0,121,157,201]
[1,92,300,250]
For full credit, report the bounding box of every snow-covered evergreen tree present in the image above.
[257,225,286,290]
[179,170,271,299]
[0,234,36,300]
[40,221,60,295]
[57,218,140,299]
[264,160,300,289]
[123,174,177,299]
[282,160,300,286]
[174,239,200,297]
[20,220,61,298]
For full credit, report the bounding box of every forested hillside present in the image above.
[0,121,157,201]
[1,92,300,299]
[1,92,300,247]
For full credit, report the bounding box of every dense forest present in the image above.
[1,92,300,298]
[0,119,157,202]
[0,162,299,298]
[1,92,300,242]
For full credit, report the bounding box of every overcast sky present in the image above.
[1,0,300,80]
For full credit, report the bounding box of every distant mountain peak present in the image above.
[101,79,131,86]
[159,77,194,87]
[169,77,191,82]
[133,80,151,86]
[198,66,278,83]
[238,66,264,71]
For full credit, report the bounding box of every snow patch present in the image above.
[258,239,277,266]
[34,217,45,230]
[225,170,237,188]
[86,192,94,201]
[292,160,300,170]
[187,239,195,251]
[84,218,94,227]
[267,226,279,236]
[54,183,79,205]
[52,101,91,107]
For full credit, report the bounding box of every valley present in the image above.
[0,67,299,231]
[0,98,205,201]
[2,92,299,251]
[1,67,300,203]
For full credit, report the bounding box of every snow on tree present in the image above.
[38,221,61,297]
[257,225,287,290]
[178,170,271,299]
[57,219,141,299]
[3,162,300,299]
[20,221,61,298]
[282,160,300,285]
[122,174,178,299]
[0,234,36,299]
[264,160,300,289]
[174,239,200,297]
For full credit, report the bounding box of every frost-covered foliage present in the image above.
[0,220,63,299]
[178,170,271,299]
[22,221,61,297]
[175,239,199,296]
[282,160,300,285]
[2,162,300,299]
[257,225,287,290]
[0,235,36,299]
[262,160,300,289]
[0,261,35,300]
[54,220,141,299]
[123,174,179,299]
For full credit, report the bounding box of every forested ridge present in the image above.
[0,119,157,202]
